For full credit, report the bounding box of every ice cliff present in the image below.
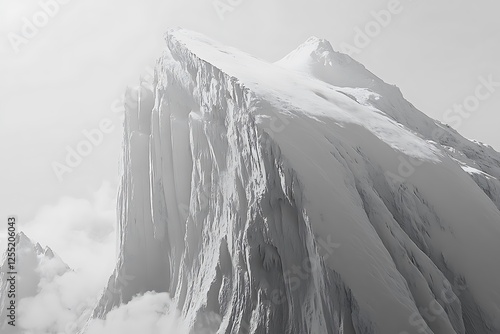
[92,28,500,334]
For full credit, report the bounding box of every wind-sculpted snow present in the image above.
[277,35,500,212]
[92,28,500,334]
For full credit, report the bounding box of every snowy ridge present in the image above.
[93,28,500,334]
[277,35,500,212]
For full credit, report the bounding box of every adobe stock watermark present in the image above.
[399,277,467,334]
[267,111,290,137]
[211,235,340,334]
[62,270,135,334]
[51,120,116,182]
[260,235,341,307]
[441,74,500,130]
[385,155,424,185]
[424,73,500,167]
[213,0,245,21]
[51,66,154,182]
[254,107,291,142]
[339,0,416,58]
[7,0,75,54]
[385,74,499,185]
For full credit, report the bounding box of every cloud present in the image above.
[8,182,118,333]
[85,292,190,334]
[3,181,218,334]
[18,260,96,334]
[22,181,116,275]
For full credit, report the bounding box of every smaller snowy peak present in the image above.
[276,35,447,142]
[1,232,71,333]
[1,232,68,270]
[14,232,58,258]
[35,242,44,254]
[44,246,55,259]
[290,36,335,58]
[16,231,33,247]
[8,232,58,260]
[1,231,70,288]
[276,36,362,73]
[275,35,389,100]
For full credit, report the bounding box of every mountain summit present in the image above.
[92,28,500,334]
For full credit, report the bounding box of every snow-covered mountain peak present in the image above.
[16,231,32,247]
[93,28,500,334]
[303,36,333,50]
[276,35,356,71]
[163,28,441,162]
[283,35,336,61]
[2,232,68,272]
[43,246,55,259]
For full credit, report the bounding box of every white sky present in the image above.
[0,0,499,258]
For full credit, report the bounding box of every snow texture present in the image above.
[91,29,500,334]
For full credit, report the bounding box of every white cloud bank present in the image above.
[22,181,117,274]
[8,182,117,333]
[8,183,206,334]
[18,256,96,334]
[85,292,190,334]
[18,271,193,334]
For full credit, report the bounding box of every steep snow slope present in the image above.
[93,28,500,334]
[276,36,500,211]
[0,232,70,333]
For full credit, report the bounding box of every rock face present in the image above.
[0,232,70,333]
[93,28,500,334]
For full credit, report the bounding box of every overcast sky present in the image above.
[1,0,499,260]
